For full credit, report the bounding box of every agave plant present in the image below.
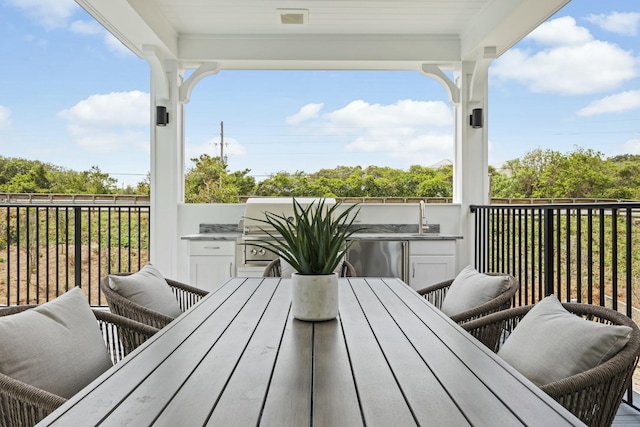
[247,198,363,275]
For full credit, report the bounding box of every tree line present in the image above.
[3,147,640,202]
[491,148,640,200]
[0,157,148,195]
[183,154,452,202]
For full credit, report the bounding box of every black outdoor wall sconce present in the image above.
[156,106,169,126]
[469,108,483,128]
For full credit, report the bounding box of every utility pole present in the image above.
[220,121,227,165]
[218,121,227,189]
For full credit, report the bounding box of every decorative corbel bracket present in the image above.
[179,62,220,104]
[142,45,170,101]
[421,64,460,105]
[469,46,496,103]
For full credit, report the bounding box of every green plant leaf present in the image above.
[242,198,364,275]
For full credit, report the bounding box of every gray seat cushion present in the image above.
[0,287,113,398]
[498,295,632,386]
[440,265,509,317]
[108,263,182,318]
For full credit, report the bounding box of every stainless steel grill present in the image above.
[240,197,336,265]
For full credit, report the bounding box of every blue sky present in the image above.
[0,1,639,188]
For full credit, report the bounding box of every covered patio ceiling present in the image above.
[76,0,570,71]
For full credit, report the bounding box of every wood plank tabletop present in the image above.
[37,277,585,427]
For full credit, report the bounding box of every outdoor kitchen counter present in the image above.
[182,222,462,241]
[180,232,462,241]
[350,233,462,240]
[181,233,241,241]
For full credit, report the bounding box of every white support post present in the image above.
[454,60,491,270]
[420,60,490,272]
[147,54,184,279]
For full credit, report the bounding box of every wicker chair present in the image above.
[462,302,640,427]
[0,305,158,426]
[416,273,519,325]
[262,258,357,277]
[100,274,208,329]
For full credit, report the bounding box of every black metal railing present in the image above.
[471,202,640,315]
[471,202,640,407]
[1,203,150,306]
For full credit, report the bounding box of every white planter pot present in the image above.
[291,272,339,321]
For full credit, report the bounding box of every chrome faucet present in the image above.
[418,200,428,234]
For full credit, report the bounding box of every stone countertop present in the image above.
[181,223,462,241]
[181,232,240,241]
[181,232,462,241]
[349,233,462,240]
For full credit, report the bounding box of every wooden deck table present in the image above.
[38,277,584,426]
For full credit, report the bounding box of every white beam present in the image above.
[76,0,178,59]
[461,0,570,60]
[177,35,461,70]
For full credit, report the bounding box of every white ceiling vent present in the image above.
[277,9,309,25]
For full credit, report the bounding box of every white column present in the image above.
[454,60,490,270]
[148,56,184,279]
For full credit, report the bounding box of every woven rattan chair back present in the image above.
[462,302,640,427]
[0,304,157,426]
[100,274,208,330]
[262,259,357,277]
[416,273,519,325]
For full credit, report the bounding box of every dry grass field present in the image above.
[0,245,148,306]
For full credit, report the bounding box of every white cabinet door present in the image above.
[190,256,234,291]
[188,241,235,292]
[408,255,455,291]
[408,240,456,291]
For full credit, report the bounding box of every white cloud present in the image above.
[69,19,133,56]
[69,20,102,35]
[59,91,149,126]
[58,91,150,152]
[577,90,640,116]
[66,126,147,153]
[327,99,451,128]
[528,16,593,46]
[585,12,640,36]
[0,106,11,130]
[286,103,324,125]
[23,33,49,48]
[8,0,133,56]
[622,139,640,154]
[6,0,77,29]
[288,99,454,163]
[492,17,637,95]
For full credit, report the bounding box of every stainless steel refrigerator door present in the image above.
[346,240,408,282]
